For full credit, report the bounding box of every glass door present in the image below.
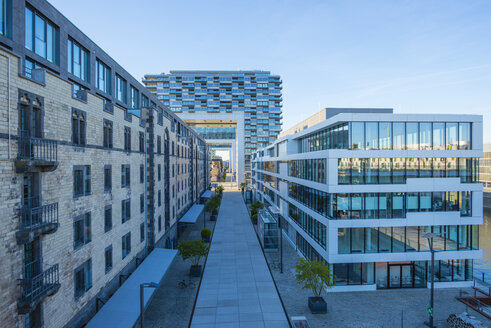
[389,265,401,288]
[401,264,413,287]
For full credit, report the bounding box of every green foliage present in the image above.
[250,201,264,216]
[205,196,221,214]
[252,213,258,223]
[216,185,224,194]
[222,172,227,181]
[201,228,211,238]
[295,258,335,297]
[240,182,247,191]
[177,240,210,266]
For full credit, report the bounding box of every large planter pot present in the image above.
[308,296,327,314]
[210,214,217,221]
[190,265,202,277]
[202,236,210,243]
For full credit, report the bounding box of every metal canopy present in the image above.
[179,204,205,224]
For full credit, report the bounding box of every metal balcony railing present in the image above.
[17,197,58,244]
[18,136,58,162]
[18,263,60,314]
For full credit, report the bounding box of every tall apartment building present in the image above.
[252,108,483,291]
[0,1,209,327]
[480,143,491,208]
[142,70,283,184]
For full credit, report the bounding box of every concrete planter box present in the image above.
[190,265,202,277]
[202,236,210,243]
[308,297,327,314]
[210,214,217,221]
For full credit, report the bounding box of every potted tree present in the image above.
[201,228,211,243]
[295,258,335,314]
[178,240,210,277]
[240,183,247,195]
[205,196,220,221]
[251,213,258,224]
[249,201,264,217]
[215,185,224,198]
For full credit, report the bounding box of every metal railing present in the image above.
[19,263,59,306]
[19,197,58,231]
[18,136,57,162]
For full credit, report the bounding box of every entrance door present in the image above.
[388,263,413,288]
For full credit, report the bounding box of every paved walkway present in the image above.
[191,192,289,328]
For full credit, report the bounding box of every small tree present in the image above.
[201,228,211,240]
[250,201,264,216]
[295,258,335,298]
[216,185,224,195]
[252,213,258,223]
[240,182,247,193]
[178,240,210,267]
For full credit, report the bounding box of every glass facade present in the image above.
[296,232,324,262]
[338,158,479,184]
[288,203,326,248]
[289,159,326,183]
[332,262,375,286]
[67,39,89,82]
[96,59,111,94]
[0,0,6,36]
[349,122,471,151]
[338,225,479,254]
[191,126,236,139]
[289,182,472,219]
[299,123,349,152]
[25,7,58,64]
[115,75,127,103]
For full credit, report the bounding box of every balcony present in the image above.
[15,136,58,173]
[16,198,59,244]
[18,263,60,314]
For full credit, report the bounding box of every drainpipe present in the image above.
[144,129,149,255]
[0,53,11,161]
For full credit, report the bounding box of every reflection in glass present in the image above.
[393,122,405,150]
[351,122,365,150]
[378,193,390,218]
[379,122,391,150]
[406,158,419,179]
[351,194,363,219]
[433,158,446,177]
[392,158,405,183]
[459,123,471,150]
[365,228,378,252]
[432,192,444,211]
[446,122,458,150]
[362,263,375,284]
[392,227,405,252]
[338,158,351,184]
[338,228,350,254]
[351,158,363,184]
[351,228,364,253]
[365,193,378,218]
[379,158,391,184]
[407,193,419,212]
[365,122,379,149]
[447,157,458,177]
[420,192,431,212]
[366,158,378,184]
[460,191,471,217]
[406,227,418,251]
[420,158,432,177]
[420,122,432,150]
[406,123,419,150]
[348,263,362,284]
[378,227,392,252]
[433,122,445,150]
[392,193,405,218]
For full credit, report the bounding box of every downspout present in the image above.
[0,53,11,161]
[144,129,149,255]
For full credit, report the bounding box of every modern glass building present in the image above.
[252,108,483,291]
[142,70,283,184]
[480,143,491,208]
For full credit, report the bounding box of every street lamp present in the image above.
[423,232,439,328]
[140,282,160,328]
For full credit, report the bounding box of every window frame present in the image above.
[73,212,91,249]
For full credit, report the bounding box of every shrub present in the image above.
[250,201,264,216]
[295,258,335,297]
[216,185,224,194]
[201,228,211,239]
[252,213,258,223]
[177,240,210,266]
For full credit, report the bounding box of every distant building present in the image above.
[253,108,483,291]
[480,143,491,208]
[143,70,283,185]
[0,1,208,327]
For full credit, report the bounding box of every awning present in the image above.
[179,204,205,224]
[268,205,280,216]
[86,248,177,328]
[201,190,213,199]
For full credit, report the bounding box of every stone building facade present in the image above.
[0,1,209,327]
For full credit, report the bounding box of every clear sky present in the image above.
[49,0,491,142]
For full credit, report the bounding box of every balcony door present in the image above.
[20,103,42,138]
[388,263,413,288]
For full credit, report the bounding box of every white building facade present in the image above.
[252,108,483,291]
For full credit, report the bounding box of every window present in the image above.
[68,39,89,81]
[140,223,145,242]
[72,109,86,146]
[103,119,113,148]
[158,190,161,207]
[158,215,162,232]
[140,194,144,213]
[157,135,161,153]
[139,131,144,153]
[104,165,112,192]
[142,94,149,108]
[73,213,91,249]
[121,199,131,223]
[96,59,111,94]
[104,246,112,273]
[158,164,161,181]
[104,205,112,232]
[116,75,127,103]
[74,165,90,197]
[140,164,144,183]
[25,7,58,64]
[130,86,139,108]
[122,232,131,259]
[1,0,9,36]
[124,127,131,151]
[121,164,130,187]
[74,259,92,298]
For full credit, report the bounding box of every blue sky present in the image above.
[49,0,491,142]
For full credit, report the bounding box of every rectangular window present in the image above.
[350,122,364,150]
[459,123,471,150]
[74,259,92,298]
[130,86,139,109]
[72,109,86,146]
[74,165,90,197]
[140,164,144,183]
[158,190,161,207]
[105,246,112,273]
[365,122,378,149]
[121,199,131,223]
[158,164,161,181]
[392,122,405,150]
[419,122,432,150]
[157,135,161,153]
[142,94,149,108]
[140,194,144,213]
[1,0,9,36]
[379,122,391,150]
[96,59,111,94]
[406,122,419,150]
[25,7,58,64]
[116,75,127,103]
[104,165,112,192]
[121,164,130,187]
[122,232,131,259]
[139,132,144,153]
[433,122,445,150]
[73,212,91,249]
[103,119,113,148]
[140,223,145,242]
[124,127,131,151]
[68,39,89,81]
[104,205,112,232]
[446,122,458,150]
